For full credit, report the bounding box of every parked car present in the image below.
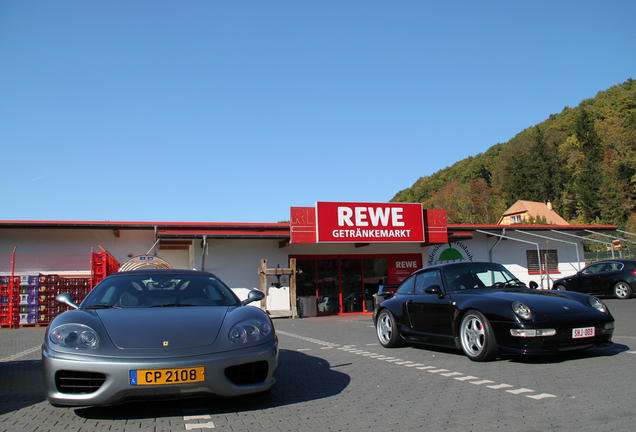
[42,269,278,407]
[374,261,614,362]
[552,259,636,299]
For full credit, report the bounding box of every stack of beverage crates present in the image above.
[17,276,40,325]
[0,276,21,327]
[36,275,92,325]
[92,251,119,286]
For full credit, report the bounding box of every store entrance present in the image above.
[295,256,389,315]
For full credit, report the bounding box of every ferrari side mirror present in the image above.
[242,290,265,306]
[56,292,79,310]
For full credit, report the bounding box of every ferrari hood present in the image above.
[96,307,228,349]
[482,288,593,315]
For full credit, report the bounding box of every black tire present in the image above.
[459,310,498,362]
[375,309,405,348]
[554,284,567,291]
[613,282,633,299]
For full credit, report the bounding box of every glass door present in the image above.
[363,258,387,312]
[316,259,340,315]
[341,259,363,313]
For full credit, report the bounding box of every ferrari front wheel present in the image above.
[459,310,497,362]
[376,310,404,348]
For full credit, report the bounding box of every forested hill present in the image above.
[391,79,636,229]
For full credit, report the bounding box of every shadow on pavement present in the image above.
[0,360,46,416]
[407,340,629,364]
[506,342,630,364]
[73,349,351,420]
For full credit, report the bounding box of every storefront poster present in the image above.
[388,254,423,284]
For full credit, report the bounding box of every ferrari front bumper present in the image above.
[42,337,278,407]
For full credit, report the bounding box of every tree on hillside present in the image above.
[392,79,636,228]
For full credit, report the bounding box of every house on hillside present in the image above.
[498,200,569,225]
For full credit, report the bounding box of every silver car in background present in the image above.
[42,269,278,407]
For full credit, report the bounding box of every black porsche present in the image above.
[373,262,614,361]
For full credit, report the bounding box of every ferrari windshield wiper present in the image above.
[149,303,195,307]
[85,304,121,309]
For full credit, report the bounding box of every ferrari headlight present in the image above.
[49,324,100,349]
[589,296,608,314]
[229,319,272,343]
[512,301,532,320]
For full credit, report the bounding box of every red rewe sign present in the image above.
[316,202,425,243]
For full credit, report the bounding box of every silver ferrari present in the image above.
[42,269,278,407]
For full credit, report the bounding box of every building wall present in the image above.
[1,228,586,291]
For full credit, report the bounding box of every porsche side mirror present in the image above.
[242,290,265,306]
[528,281,539,289]
[56,292,79,310]
[425,285,443,295]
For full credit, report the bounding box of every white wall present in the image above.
[1,227,586,291]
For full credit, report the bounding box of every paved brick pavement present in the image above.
[1,300,636,431]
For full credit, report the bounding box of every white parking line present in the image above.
[278,330,558,400]
[470,379,496,385]
[184,415,212,421]
[440,372,463,377]
[0,346,40,363]
[183,407,215,430]
[487,383,513,389]
[527,393,557,400]
[454,375,479,381]
[506,388,535,395]
[185,422,215,430]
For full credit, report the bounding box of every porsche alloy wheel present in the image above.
[459,310,497,362]
[376,310,404,348]
[614,282,633,299]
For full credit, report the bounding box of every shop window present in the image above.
[526,250,559,274]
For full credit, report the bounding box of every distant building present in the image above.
[498,200,569,225]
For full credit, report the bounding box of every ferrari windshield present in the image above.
[82,274,241,308]
[443,263,524,291]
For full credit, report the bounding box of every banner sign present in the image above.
[316,202,425,243]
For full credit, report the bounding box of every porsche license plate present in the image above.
[129,367,205,386]
[572,327,595,339]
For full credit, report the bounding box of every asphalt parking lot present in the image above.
[2,297,636,432]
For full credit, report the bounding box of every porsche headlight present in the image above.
[588,296,608,314]
[49,324,100,349]
[229,319,272,343]
[512,301,532,320]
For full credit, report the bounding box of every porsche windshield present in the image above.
[443,263,524,291]
[83,275,241,308]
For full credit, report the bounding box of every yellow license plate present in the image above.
[129,367,205,386]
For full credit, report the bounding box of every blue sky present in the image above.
[1,1,634,223]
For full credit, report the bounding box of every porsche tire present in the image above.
[376,310,404,348]
[459,310,498,362]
